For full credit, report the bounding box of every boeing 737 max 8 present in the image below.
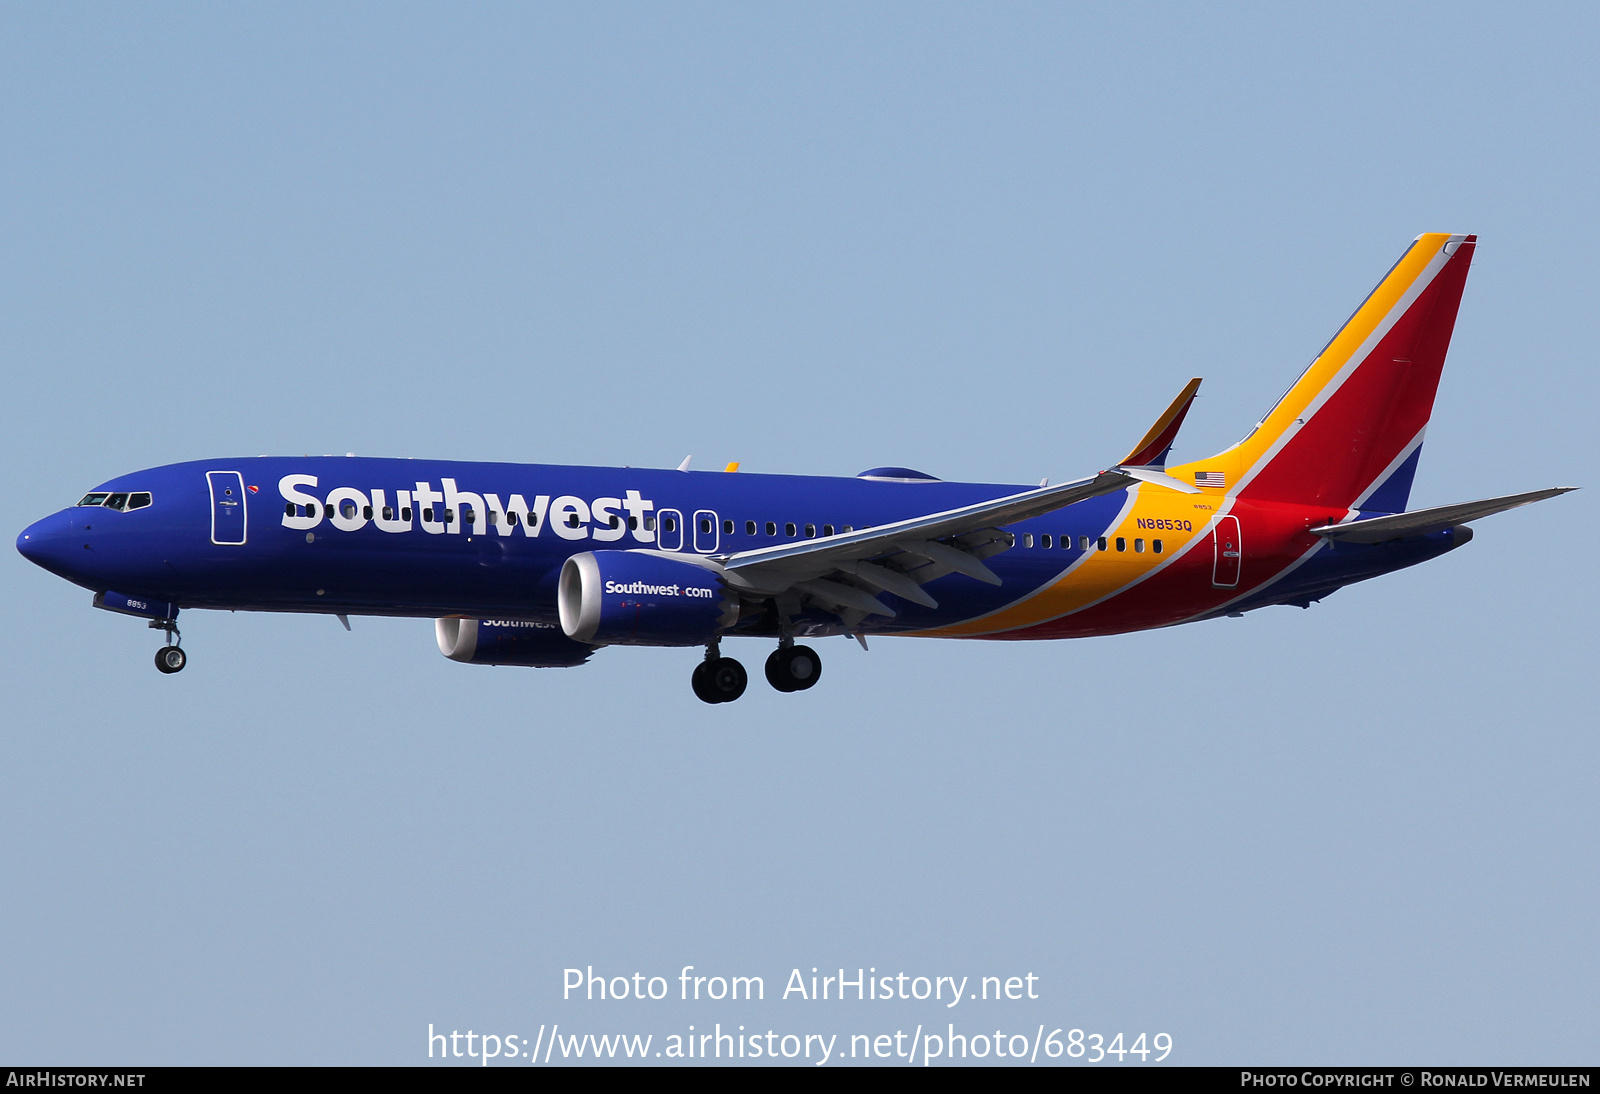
[16,233,1574,702]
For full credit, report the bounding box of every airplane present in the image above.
[15,233,1575,703]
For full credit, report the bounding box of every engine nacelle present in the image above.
[436,617,596,667]
[558,550,737,646]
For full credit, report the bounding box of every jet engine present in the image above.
[558,550,738,646]
[435,617,596,667]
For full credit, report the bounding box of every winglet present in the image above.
[1119,377,1202,469]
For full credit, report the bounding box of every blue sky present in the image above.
[1,3,1595,1065]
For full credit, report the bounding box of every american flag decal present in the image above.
[1195,471,1226,488]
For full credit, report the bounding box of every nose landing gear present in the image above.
[150,618,186,674]
[691,642,747,704]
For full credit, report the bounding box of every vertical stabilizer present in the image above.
[1169,234,1476,512]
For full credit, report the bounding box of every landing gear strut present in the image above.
[765,643,822,692]
[151,618,186,674]
[691,642,747,704]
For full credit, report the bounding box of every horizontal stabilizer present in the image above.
[1310,488,1576,543]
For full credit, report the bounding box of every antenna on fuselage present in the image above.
[677,455,692,472]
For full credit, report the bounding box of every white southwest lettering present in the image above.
[278,474,322,530]
[603,581,717,599]
[278,475,653,545]
[441,479,485,535]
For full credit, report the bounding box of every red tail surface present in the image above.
[1169,233,1475,513]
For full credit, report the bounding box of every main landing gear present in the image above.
[690,640,822,703]
[692,644,747,704]
[151,618,186,674]
[765,643,821,693]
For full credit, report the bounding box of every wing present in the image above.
[1309,487,1575,543]
[714,470,1135,621]
[710,380,1211,627]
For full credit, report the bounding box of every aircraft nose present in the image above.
[17,511,82,578]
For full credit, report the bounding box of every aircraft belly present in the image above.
[173,531,561,617]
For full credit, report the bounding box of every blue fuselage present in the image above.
[17,456,1457,642]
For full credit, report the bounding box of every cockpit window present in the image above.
[76,491,153,510]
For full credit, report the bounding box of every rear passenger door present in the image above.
[1211,515,1241,587]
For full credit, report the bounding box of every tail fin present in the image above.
[1169,233,1476,512]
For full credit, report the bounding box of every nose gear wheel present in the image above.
[150,618,185,673]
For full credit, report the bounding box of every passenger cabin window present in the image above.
[724,519,735,534]
[1116,537,1127,552]
[1041,534,1052,548]
[700,518,713,534]
[785,523,796,536]
[804,523,816,538]
[823,524,834,536]
[1097,537,1108,551]
[1022,533,1034,548]
[745,520,756,535]
[1153,539,1164,553]
[401,507,412,521]
[1079,536,1090,550]
[285,502,295,517]
[766,522,777,536]
[662,517,676,533]
[1134,538,1144,553]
